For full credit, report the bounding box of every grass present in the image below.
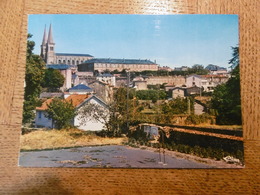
[20,128,128,151]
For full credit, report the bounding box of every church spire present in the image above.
[47,24,54,44]
[42,25,47,44]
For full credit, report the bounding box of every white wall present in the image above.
[74,98,108,131]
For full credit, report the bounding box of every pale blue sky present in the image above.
[28,14,238,68]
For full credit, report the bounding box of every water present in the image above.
[19,145,211,168]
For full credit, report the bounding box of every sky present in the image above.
[28,14,238,68]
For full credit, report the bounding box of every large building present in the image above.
[77,58,159,72]
[40,25,93,65]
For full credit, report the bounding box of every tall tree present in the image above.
[42,68,65,92]
[23,34,45,124]
[45,98,76,129]
[211,46,241,125]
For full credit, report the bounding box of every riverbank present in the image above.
[20,128,128,151]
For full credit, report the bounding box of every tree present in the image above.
[42,68,65,92]
[211,46,241,125]
[79,103,110,131]
[188,64,209,75]
[45,98,76,129]
[23,34,45,124]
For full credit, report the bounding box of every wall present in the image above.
[0,0,259,194]
[146,76,186,86]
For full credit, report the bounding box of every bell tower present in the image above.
[40,25,47,62]
[45,24,55,64]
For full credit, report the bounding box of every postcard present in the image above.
[19,14,243,168]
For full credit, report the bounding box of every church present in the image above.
[40,24,93,65]
[40,25,158,72]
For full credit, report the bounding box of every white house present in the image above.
[96,73,116,86]
[35,94,108,131]
[186,75,214,92]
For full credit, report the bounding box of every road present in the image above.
[19,145,212,168]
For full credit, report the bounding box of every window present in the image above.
[72,60,75,65]
[58,60,61,63]
[50,47,54,51]
[68,60,70,65]
[38,111,42,119]
[63,60,66,63]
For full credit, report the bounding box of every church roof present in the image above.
[83,58,157,65]
[47,24,54,44]
[42,25,47,45]
[56,53,93,57]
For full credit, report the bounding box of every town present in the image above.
[20,24,243,168]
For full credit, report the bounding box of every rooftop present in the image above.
[46,64,73,70]
[36,94,90,110]
[68,84,92,91]
[97,73,114,77]
[83,58,157,65]
[56,53,93,57]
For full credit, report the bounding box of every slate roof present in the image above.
[46,64,72,70]
[68,84,93,91]
[205,64,227,71]
[56,53,93,57]
[83,58,156,65]
[97,73,114,77]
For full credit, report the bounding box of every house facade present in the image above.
[35,95,108,131]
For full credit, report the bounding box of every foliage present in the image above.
[45,98,76,129]
[42,68,65,92]
[79,103,111,132]
[136,90,167,102]
[185,113,214,125]
[211,47,241,125]
[23,34,45,124]
[161,97,194,115]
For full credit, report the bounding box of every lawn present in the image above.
[20,128,128,151]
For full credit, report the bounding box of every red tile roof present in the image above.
[36,94,89,111]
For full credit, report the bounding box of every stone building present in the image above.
[88,80,115,103]
[96,73,116,86]
[77,58,158,73]
[40,25,93,65]
[145,76,186,86]
[186,74,229,92]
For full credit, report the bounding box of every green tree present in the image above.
[42,68,65,92]
[211,46,241,125]
[23,34,45,124]
[188,64,209,75]
[45,98,76,129]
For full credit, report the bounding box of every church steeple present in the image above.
[45,24,56,64]
[40,25,47,60]
[42,25,47,44]
[47,24,54,44]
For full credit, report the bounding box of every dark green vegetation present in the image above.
[23,34,45,124]
[45,98,76,129]
[135,90,167,102]
[210,47,241,125]
[127,127,243,163]
[23,34,65,124]
[42,68,65,92]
